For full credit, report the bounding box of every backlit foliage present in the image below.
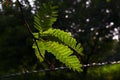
[33,3,83,72]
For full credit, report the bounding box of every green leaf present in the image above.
[43,28,83,55]
[34,3,58,32]
[33,3,83,72]
[33,41,46,62]
[44,41,82,72]
[32,33,39,39]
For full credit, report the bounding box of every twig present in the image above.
[16,0,51,65]
[1,60,120,78]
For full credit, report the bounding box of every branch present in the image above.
[16,0,50,65]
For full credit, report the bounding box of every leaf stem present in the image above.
[16,0,51,65]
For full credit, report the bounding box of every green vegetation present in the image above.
[87,64,120,80]
[32,3,83,72]
[0,0,120,80]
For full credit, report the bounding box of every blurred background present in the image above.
[0,0,120,80]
